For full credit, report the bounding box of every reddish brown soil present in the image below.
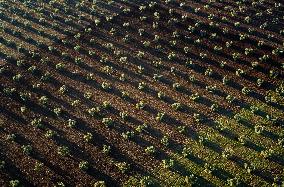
[0,0,283,186]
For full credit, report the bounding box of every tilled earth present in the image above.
[0,0,283,186]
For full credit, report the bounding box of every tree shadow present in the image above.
[0,104,27,125]
[245,141,265,152]
[268,155,284,167]
[0,153,35,187]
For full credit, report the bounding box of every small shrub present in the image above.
[101,82,112,91]
[102,101,111,109]
[9,180,20,187]
[84,92,93,99]
[86,73,95,81]
[203,163,215,174]
[206,85,217,93]
[137,66,144,74]
[227,177,240,186]
[222,147,234,159]
[260,149,274,159]
[55,63,65,70]
[0,160,5,169]
[115,162,130,173]
[157,91,165,99]
[162,159,174,169]
[222,76,229,85]
[193,113,201,122]
[153,74,163,81]
[204,68,213,76]
[236,69,245,76]
[34,161,43,172]
[102,145,111,154]
[257,79,264,87]
[122,131,135,140]
[156,112,165,122]
[138,82,147,90]
[119,73,125,81]
[12,74,22,82]
[140,176,154,187]
[67,119,77,128]
[83,132,93,142]
[121,91,129,98]
[53,107,62,116]
[172,83,181,90]
[19,92,31,101]
[177,125,186,134]
[58,85,67,94]
[56,182,65,187]
[57,146,70,156]
[38,96,48,106]
[88,107,101,116]
[238,135,248,145]
[190,93,200,101]
[161,136,169,147]
[6,133,16,141]
[198,135,206,145]
[31,118,44,129]
[79,161,89,171]
[210,104,218,112]
[226,95,235,103]
[45,130,56,139]
[21,145,32,155]
[119,111,128,120]
[135,123,148,133]
[145,146,156,155]
[255,125,264,134]
[93,181,106,187]
[136,101,145,110]
[244,162,256,174]
[241,87,251,95]
[102,118,114,128]
[71,100,80,107]
[182,146,191,158]
[171,103,182,110]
